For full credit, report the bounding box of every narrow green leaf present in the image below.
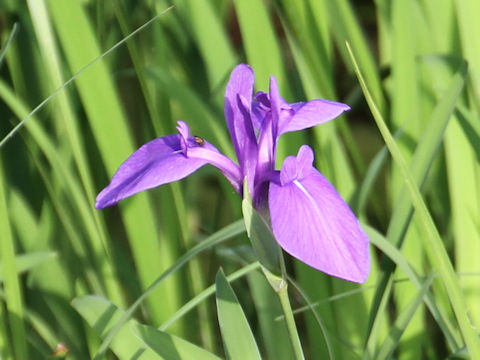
[0,23,18,67]
[347,42,480,358]
[376,274,434,360]
[46,0,179,324]
[183,0,236,89]
[0,161,28,360]
[160,262,260,332]
[365,225,460,349]
[247,271,294,360]
[94,219,245,359]
[134,323,221,360]
[326,0,386,115]
[0,252,57,282]
[216,269,262,360]
[72,295,162,359]
[364,58,468,352]
[455,0,480,108]
[241,193,281,275]
[231,0,288,94]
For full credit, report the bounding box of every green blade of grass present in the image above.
[72,295,162,359]
[26,0,125,307]
[0,79,115,295]
[46,0,179,324]
[424,0,480,331]
[0,161,28,360]
[365,225,460,350]
[247,271,295,360]
[375,274,434,360]
[326,0,386,116]
[0,252,57,281]
[215,268,262,360]
[160,262,260,331]
[0,23,18,68]
[455,0,480,109]
[347,42,480,358]
[231,0,288,94]
[286,275,335,360]
[364,58,467,354]
[389,1,424,357]
[92,219,245,359]
[278,0,334,98]
[183,0,236,90]
[133,323,222,360]
[114,0,216,341]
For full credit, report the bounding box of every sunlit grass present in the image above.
[0,0,479,359]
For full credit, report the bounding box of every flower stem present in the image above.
[276,282,305,360]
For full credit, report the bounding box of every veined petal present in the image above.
[96,122,242,209]
[224,64,257,174]
[255,77,283,186]
[279,99,350,135]
[95,134,205,209]
[268,75,282,141]
[269,146,369,283]
[251,91,269,130]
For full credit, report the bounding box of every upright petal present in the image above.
[96,122,242,209]
[268,76,281,138]
[224,64,258,178]
[279,99,350,135]
[255,76,283,187]
[268,146,369,283]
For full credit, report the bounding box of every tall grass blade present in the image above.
[134,323,222,360]
[183,0,236,89]
[46,0,178,323]
[0,23,18,68]
[365,225,460,350]
[215,268,262,360]
[364,58,467,353]
[0,252,56,281]
[72,295,162,359]
[375,274,434,360]
[347,42,480,358]
[160,263,260,331]
[92,219,245,359]
[0,161,28,360]
[231,0,288,93]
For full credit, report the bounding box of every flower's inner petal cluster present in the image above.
[268,146,370,283]
[96,63,369,283]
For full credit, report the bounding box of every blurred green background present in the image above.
[1,0,479,359]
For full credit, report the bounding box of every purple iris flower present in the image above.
[96,64,369,283]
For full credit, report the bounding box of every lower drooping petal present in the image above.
[95,124,243,209]
[95,135,209,209]
[268,146,370,283]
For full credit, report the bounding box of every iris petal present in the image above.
[224,64,258,175]
[95,122,242,209]
[269,146,370,283]
[95,134,206,209]
[279,99,350,135]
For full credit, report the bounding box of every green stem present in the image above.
[276,282,305,360]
